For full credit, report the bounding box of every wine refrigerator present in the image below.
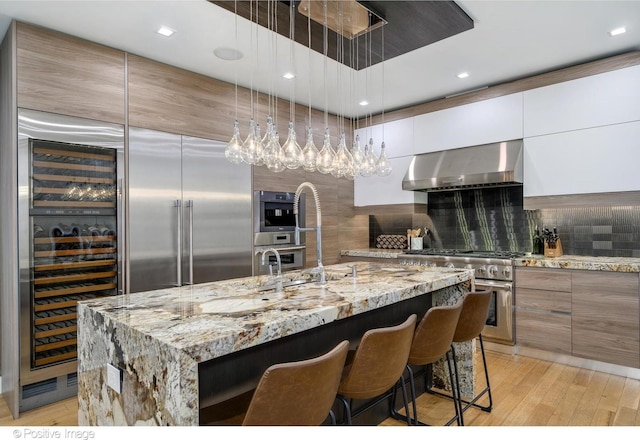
[18,109,124,411]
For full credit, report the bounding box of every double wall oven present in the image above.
[400,249,525,345]
[253,191,306,275]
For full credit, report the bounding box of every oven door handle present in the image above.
[475,280,512,291]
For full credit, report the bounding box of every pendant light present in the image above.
[225,1,243,164]
[375,23,392,176]
[301,5,318,172]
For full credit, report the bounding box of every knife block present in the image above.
[544,239,563,258]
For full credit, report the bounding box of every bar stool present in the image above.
[428,289,494,425]
[335,314,417,425]
[394,301,464,426]
[241,340,350,426]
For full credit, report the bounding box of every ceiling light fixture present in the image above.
[156,26,175,37]
[224,0,388,178]
[609,27,626,36]
[457,72,469,79]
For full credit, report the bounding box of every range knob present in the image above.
[444,262,455,269]
[476,266,487,276]
[503,266,512,278]
[488,265,499,277]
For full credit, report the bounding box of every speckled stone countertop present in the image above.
[341,249,640,273]
[340,248,404,258]
[77,262,473,426]
[512,255,640,272]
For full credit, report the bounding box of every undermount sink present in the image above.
[256,278,310,293]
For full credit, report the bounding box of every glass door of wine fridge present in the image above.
[18,109,124,409]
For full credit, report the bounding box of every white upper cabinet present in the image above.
[354,117,414,159]
[413,93,524,154]
[523,120,640,197]
[354,156,427,206]
[524,65,640,138]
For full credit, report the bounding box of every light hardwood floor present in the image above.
[2,349,639,426]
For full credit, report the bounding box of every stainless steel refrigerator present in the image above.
[128,127,252,293]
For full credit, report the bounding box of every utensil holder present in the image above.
[410,237,423,250]
[544,238,563,258]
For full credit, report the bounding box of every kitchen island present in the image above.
[77,262,474,426]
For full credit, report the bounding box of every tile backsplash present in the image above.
[369,186,640,257]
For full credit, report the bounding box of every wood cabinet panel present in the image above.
[16,22,125,124]
[517,287,571,313]
[515,267,572,292]
[572,271,640,368]
[516,308,572,354]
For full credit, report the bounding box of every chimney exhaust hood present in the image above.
[402,140,524,192]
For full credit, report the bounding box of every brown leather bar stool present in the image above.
[393,300,464,426]
[428,289,494,425]
[241,340,350,426]
[335,314,417,425]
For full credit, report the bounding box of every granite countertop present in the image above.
[512,255,640,273]
[79,262,473,363]
[340,249,640,273]
[340,248,405,258]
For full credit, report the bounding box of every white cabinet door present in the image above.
[355,117,414,159]
[413,93,524,154]
[523,120,640,197]
[524,65,640,138]
[354,156,427,206]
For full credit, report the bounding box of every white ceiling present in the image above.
[0,0,639,120]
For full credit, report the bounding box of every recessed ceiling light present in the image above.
[214,47,243,61]
[283,72,296,80]
[157,26,175,37]
[457,72,469,79]
[359,100,369,106]
[609,27,626,36]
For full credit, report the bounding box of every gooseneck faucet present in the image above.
[260,248,283,292]
[294,182,325,284]
[261,248,282,278]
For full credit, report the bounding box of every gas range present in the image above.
[400,249,527,282]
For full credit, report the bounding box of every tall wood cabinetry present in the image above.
[515,267,640,369]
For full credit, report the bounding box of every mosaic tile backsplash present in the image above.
[369,186,640,257]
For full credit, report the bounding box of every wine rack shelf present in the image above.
[29,139,119,369]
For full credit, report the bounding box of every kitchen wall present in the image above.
[370,186,640,257]
[534,206,640,257]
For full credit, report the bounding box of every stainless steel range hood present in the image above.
[402,139,523,192]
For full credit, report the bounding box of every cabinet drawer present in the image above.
[517,287,571,313]
[515,267,571,292]
[571,271,639,368]
[516,309,572,355]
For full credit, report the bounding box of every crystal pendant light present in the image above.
[376,141,392,176]
[360,137,378,177]
[263,131,285,173]
[281,121,303,169]
[351,134,365,176]
[253,123,264,166]
[225,120,243,164]
[316,128,335,174]
[301,126,319,172]
[331,132,352,178]
[240,118,260,164]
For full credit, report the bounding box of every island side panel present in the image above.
[77,301,199,425]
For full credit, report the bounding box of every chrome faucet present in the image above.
[260,248,283,292]
[293,182,325,284]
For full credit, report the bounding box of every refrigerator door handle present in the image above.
[117,178,125,295]
[186,200,194,285]
[175,199,182,287]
